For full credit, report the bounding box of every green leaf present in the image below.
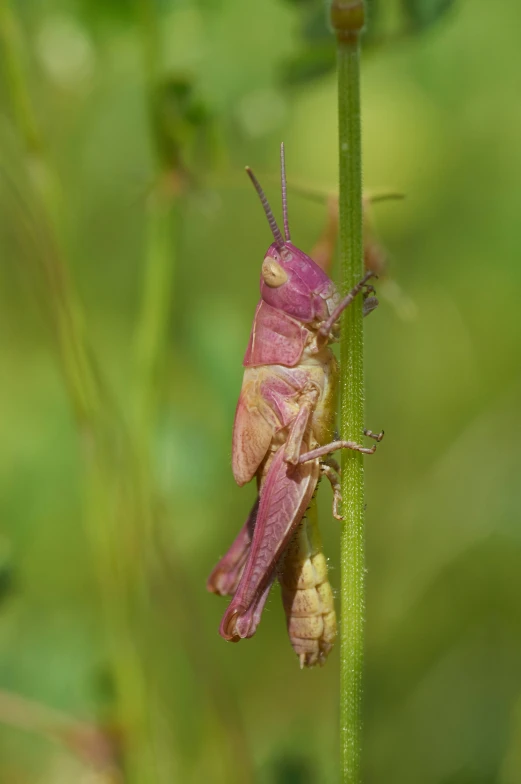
[151,75,213,169]
[280,45,336,87]
[403,0,456,32]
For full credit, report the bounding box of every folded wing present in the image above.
[220,446,320,641]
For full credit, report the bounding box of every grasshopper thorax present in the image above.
[246,144,339,325]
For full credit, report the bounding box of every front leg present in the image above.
[318,271,376,341]
[310,272,377,354]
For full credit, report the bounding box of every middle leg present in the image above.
[299,439,377,464]
[320,461,343,521]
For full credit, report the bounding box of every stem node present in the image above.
[330,0,365,40]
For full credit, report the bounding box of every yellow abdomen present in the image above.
[278,497,337,667]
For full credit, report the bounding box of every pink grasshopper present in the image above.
[207,145,382,667]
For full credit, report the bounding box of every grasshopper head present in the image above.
[246,145,340,324]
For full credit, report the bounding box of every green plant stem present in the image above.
[331,2,366,782]
[135,190,180,436]
[338,38,364,778]
[0,0,40,153]
[134,0,180,437]
[136,0,160,93]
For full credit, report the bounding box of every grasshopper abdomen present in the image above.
[279,498,337,667]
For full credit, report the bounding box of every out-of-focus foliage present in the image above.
[1,0,521,782]
[282,0,456,85]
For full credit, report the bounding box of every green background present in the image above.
[1,0,521,782]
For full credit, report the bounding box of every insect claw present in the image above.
[364,428,385,442]
[356,444,377,454]
[299,653,306,670]
[363,296,379,318]
[332,492,343,520]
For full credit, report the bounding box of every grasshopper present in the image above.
[207,145,382,667]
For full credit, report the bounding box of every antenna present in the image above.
[280,142,290,241]
[245,166,285,249]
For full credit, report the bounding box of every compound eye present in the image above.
[262,257,288,288]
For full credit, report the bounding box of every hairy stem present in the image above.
[331,2,366,782]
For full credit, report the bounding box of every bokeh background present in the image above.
[1,0,521,782]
